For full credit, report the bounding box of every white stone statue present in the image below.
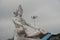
[12,5,46,40]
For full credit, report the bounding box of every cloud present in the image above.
[0,18,15,40]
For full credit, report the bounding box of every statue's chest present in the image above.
[16,18,25,23]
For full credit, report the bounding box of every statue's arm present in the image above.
[12,18,23,26]
[26,24,37,30]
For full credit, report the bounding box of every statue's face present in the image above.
[18,12,23,17]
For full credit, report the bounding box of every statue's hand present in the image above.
[38,28,46,34]
[36,28,45,34]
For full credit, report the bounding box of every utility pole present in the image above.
[31,16,38,27]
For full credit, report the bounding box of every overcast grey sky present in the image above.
[0,0,60,40]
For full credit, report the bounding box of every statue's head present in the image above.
[13,5,23,17]
[18,5,23,17]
